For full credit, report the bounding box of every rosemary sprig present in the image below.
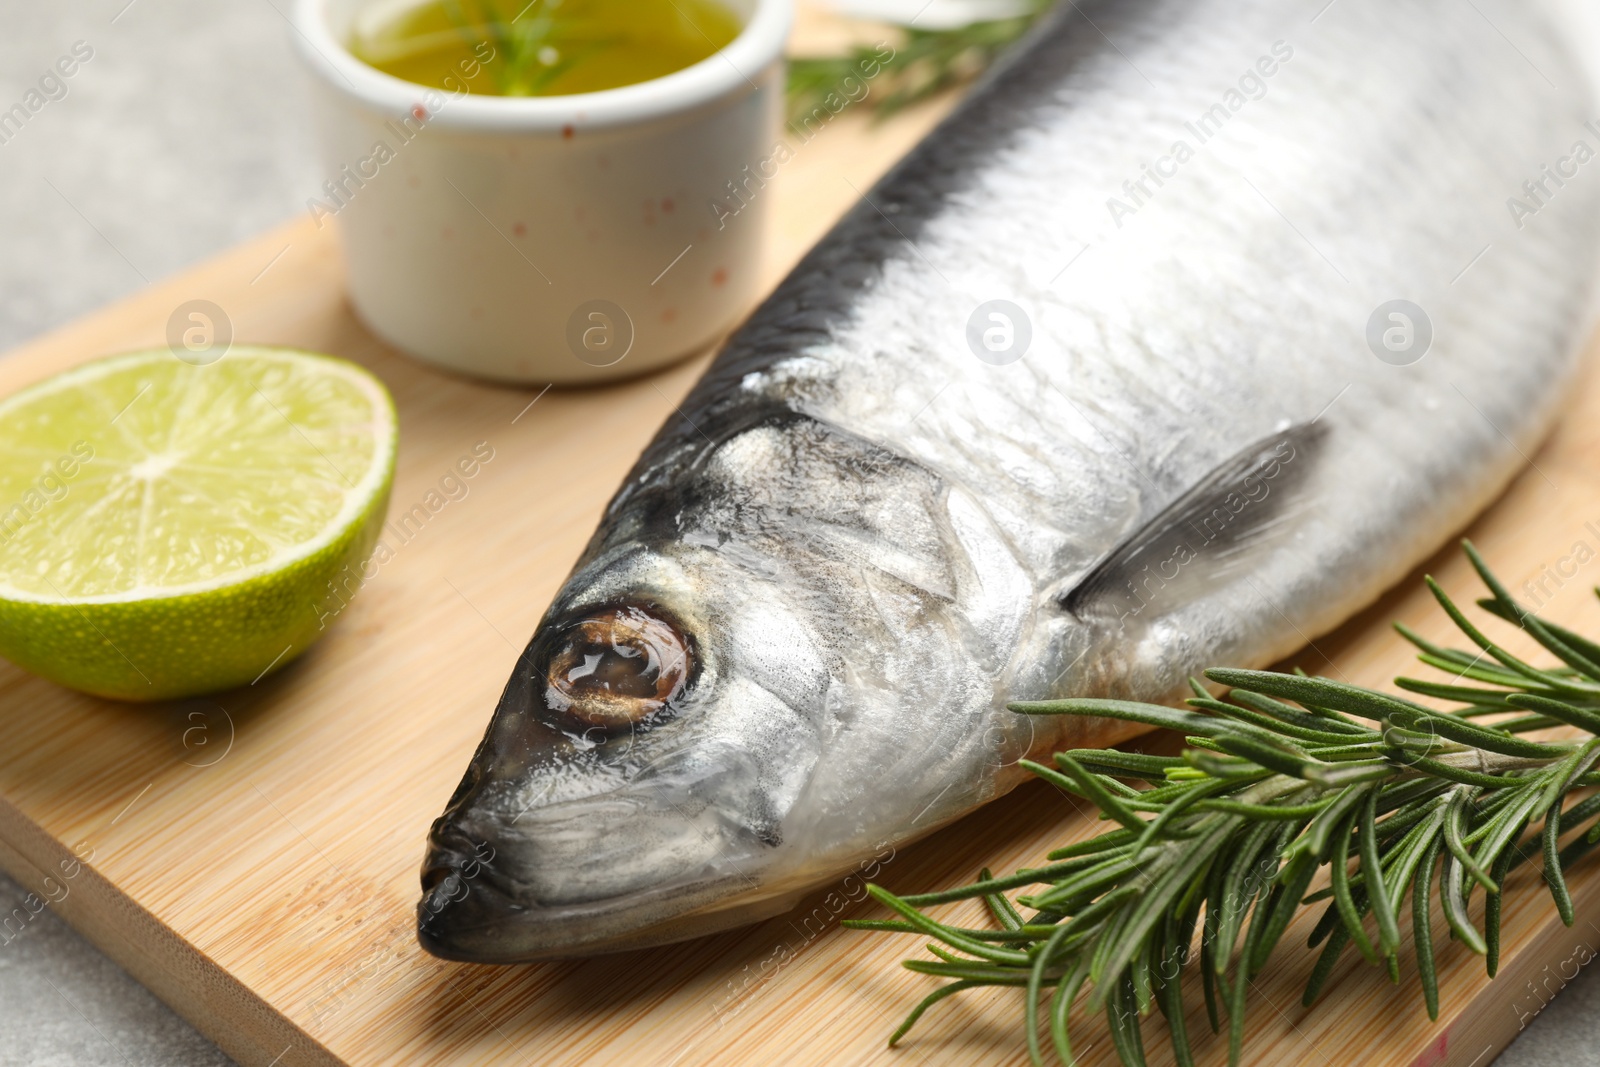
[786,0,1053,123]
[849,541,1600,1066]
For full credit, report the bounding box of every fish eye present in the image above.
[541,604,693,732]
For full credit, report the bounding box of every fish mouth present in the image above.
[416,834,791,962]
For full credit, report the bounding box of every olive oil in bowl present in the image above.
[349,0,742,97]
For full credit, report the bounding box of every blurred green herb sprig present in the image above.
[786,0,1053,123]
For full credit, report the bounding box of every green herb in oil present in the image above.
[350,0,741,97]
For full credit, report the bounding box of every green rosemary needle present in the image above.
[847,541,1600,1066]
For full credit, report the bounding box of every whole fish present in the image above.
[419,0,1600,961]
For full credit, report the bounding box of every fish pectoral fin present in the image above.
[1061,421,1328,623]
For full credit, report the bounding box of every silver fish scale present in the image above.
[419,0,1600,960]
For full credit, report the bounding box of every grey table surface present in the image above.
[0,2,1598,1065]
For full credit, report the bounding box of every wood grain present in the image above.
[3,24,1600,1067]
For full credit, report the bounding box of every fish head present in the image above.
[419,409,1017,959]
[418,410,1023,962]
[416,487,840,959]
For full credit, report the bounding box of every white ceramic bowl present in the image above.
[291,0,791,383]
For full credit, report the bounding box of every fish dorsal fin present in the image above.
[1062,422,1327,625]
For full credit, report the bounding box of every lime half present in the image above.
[0,347,397,701]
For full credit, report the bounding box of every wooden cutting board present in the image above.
[4,25,1600,1067]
